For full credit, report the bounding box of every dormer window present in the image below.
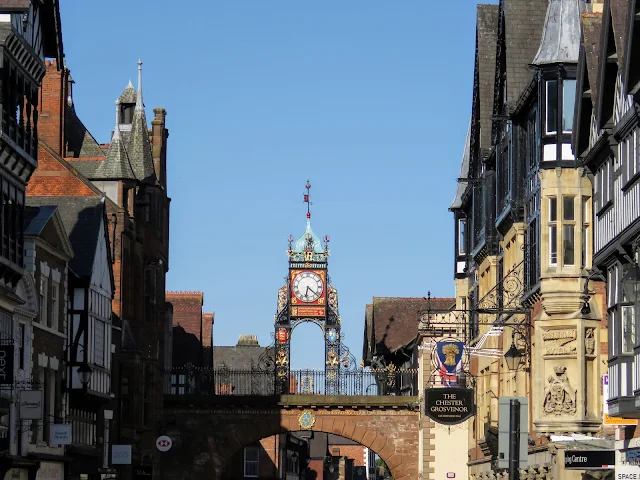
[545,79,577,135]
[119,104,134,125]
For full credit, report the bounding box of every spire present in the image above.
[532,0,584,66]
[293,180,324,253]
[93,98,135,180]
[136,58,144,111]
[128,59,157,184]
[118,80,137,105]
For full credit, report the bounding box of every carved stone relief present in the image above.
[585,328,595,355]
[543,365,577,416]
[542,329,577,356]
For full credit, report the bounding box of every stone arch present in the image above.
[213,413,416,480]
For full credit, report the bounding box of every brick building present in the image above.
[166,291,212,367]
[28,59,172,478]
[23,205,73,479]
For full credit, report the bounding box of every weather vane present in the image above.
[303,179,312,219]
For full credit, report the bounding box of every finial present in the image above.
[323,235,330,251]
[303,180,312,220]
[114,99,121,139]
[136,59,143,111]
[287,234,294,250]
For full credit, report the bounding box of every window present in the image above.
[50,282,59,330]
[563,196,575,266]
[596,160,613,211]
[582,197,590,268]
[93,320,105,367]
[17,323,24,370]
[458,219,466,255]
[39,276,48,326]
[244,446,259,477]
[563,80,576,132]
[546,80,558,134]
[622,306,635,354]
[549,197,558,265]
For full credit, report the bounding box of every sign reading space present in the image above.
[564,450,615,469]
[424,388,474,425]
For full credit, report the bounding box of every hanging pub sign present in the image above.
[425,387,475,425]
[0,344,14,385]
[435,340,464,387]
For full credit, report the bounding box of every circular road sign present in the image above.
[156,435,172,452]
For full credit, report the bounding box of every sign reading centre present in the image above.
[424,388,474,425]
[564,450,615,469]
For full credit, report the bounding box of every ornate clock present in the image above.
[292,271,323,303]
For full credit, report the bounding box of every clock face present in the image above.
[292,271,324,303]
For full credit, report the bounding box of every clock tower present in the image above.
[273,181,342,394]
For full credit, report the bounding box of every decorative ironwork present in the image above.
[166,367,418,397]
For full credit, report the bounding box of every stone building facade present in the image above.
[451,0,609,478]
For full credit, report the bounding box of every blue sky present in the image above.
[60,1,484,369]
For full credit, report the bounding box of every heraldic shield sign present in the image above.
[435,340,464,387]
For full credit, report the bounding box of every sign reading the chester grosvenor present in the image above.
[424,388,474,425]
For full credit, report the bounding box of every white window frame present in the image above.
[562,79,577,133]
[549,197,558,266]
[546,80,558,135]
[621,305,635,355]
[458,219,466,255]
[581,197,590,268]
[39,276,48,326]
[562,196,576,267]
[244,446,259,478]
[50,281,59,330]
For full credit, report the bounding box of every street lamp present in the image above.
[622,263,640,303]
[77,363,92,389]
[504,333,524,371]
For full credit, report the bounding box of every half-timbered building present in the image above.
[575,0,640,462]
[453,0,608,478]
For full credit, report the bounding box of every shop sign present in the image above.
[18,390,43,420]
[111,445,132,465]
[564,450,615,469]
[424,388,474,425]
[616,465,640,480]
[49,424,71,445]
[133,466,152,480]
[36,462,64,480]
[0,345,14,385]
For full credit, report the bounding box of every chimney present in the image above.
[237,335,260,347]
[151,108,168,189]
[39,60,69,156]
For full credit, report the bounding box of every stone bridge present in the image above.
[160,394,421,480]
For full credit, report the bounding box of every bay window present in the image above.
[458,219,466,255]
[545,78,577,135]
[549,197,558,266]
[563,196,575,266]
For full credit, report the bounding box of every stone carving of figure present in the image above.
[585,328,595,355]
[543,365,577,416]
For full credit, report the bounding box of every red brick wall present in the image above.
[202,312,214,347]
[166,292,204,341]
[334,445,366,467]
[39,60,67,156]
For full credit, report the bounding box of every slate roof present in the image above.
[23,206,57,236]
[69,160,101,178]
[26,196,105,278]
[582,12,603,106]
[532,0,584,65]
[94,127,135,180]
[364,297,456,357]
[450,122,471,210]
[65,105,105,158]
[610,0,629,68]
[478,4,499,150]
[129,105,157,183]
[118,81,137,104]
[504,0,548,108]
[213,344,271,370]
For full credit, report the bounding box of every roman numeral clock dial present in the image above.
[292,271,323,303]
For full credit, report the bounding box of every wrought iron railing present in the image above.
[165,367,418,397]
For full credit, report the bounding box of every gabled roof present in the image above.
[24,205,74,259]
[94,125,135,180]
[503,0,548,107]
[364,297,456,359]
[609,0,630,68]
[65,104,106,159]
[477,4,500,150]
[450,122,471,210]
[26,196,106,279]
[582,12,604,106]
[532,0,584,65]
